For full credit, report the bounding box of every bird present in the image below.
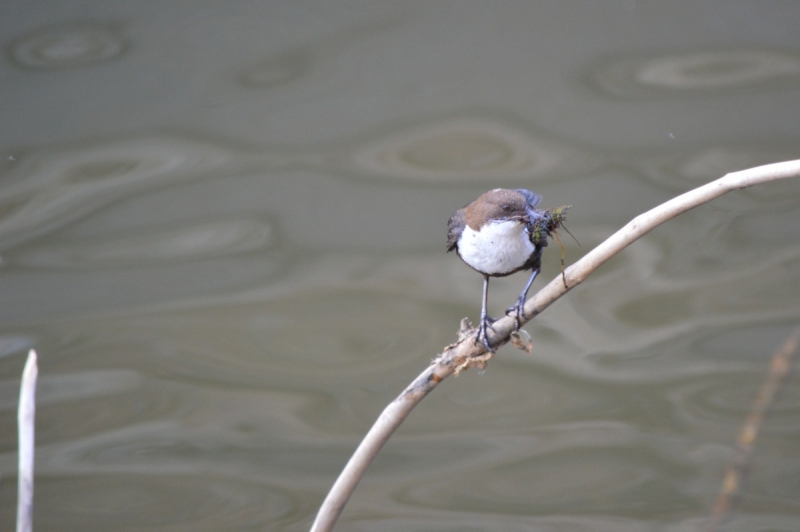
[446,188,548,351]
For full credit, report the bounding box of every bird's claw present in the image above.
[475,315,497,352]
[506,296,528,331]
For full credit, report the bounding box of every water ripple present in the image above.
[22,475,293,530]
[347,514,657,532]
[110,291,446,386]
[7,22,126,70]
[0,369,141,411]
[669,372,800,428]
[396,422,700,519]
[346,117,600,182]
[592,49,800,98]
[0,136,239,248]
[635,142,800,190]
[14,218,273,268]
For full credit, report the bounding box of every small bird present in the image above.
[447,188,549,351]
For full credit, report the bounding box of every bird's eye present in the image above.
[501,204,512,212]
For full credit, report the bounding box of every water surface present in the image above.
[1,3,800,531]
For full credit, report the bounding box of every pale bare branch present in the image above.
[310,159,800,532]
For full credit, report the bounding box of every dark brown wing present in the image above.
[446,208,466,252]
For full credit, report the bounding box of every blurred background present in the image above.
[1,2,800,530]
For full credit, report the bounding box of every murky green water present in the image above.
[1,3,800,531]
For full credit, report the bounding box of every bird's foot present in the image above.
[505,296,528,331]
[475,315,497,352]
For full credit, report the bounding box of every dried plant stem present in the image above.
[705,327,800,532]
[17,349,38,532]
[521,159,800,325]
[310,160,800,532]
[310,346,459,532]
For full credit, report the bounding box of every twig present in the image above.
[17,349,38,532]
[310,159,800,532]
[705,327,800,532]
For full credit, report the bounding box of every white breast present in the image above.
[458,220,534,275]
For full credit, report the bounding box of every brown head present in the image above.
[462,188,530,230]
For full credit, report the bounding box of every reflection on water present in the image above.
[15,218,273,268]
[400,427,699,518]
[670,372,800,429]
[0,475,293,530]
[0,124,798,529]
[2,287,799,529]
[1,3,800,532]
[0,369,141,410]
[348,117,601,182]
[8,22,126,70]
[238,14,406,90]
[636,142,800,190]
[0,136,240,247]
[592,49,800,98]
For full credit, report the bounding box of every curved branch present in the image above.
[310,159,800,532]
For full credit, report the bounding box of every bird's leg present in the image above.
[507,267,540,330]
[476,274,497,352]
